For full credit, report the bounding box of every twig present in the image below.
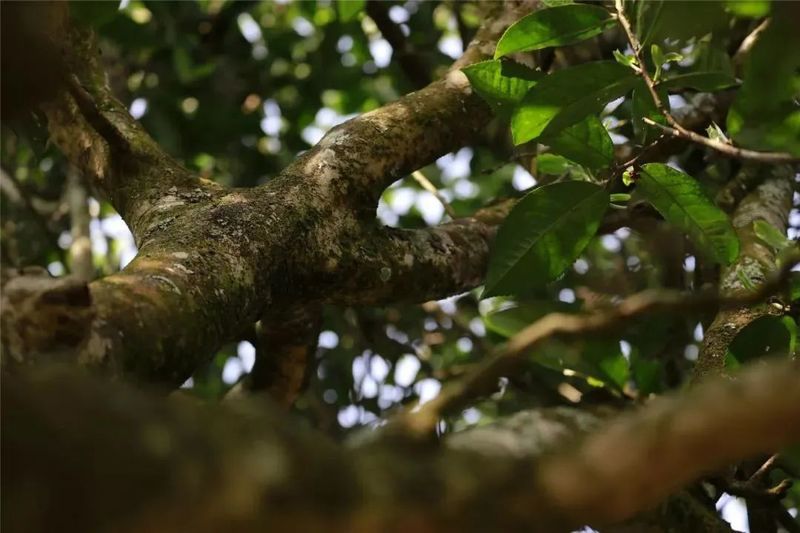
[66,168,94,282]
[412,170,457,219]
[390,252,800,437]
[733,18,770,71]
[614,1,799,165]
[748,454,779,486]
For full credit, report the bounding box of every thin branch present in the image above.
[614,0,799,165]
[65,168,94,282]
[391,252,800,436]
[411,170,457,219]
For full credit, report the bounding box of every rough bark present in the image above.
[1,2,534,386]
[694,164,795,381]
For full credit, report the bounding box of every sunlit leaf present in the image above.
[638,163,739,265]
[483,181,609,297]
[511,61,637,145]
[462,60,541,116]
[495,4,617,58]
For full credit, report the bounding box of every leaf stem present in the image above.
[613,0,799,165]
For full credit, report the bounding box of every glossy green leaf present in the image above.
[495,5,617,59]
[658,72,738,92]
[728,3,800,155]
[511,61,638,145]
[638,163,739,265]
[337,0,365,22]
[483,181,609,297]
[462,60,541,116]
[541,115,614,170]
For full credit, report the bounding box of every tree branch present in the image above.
[693,164,794,382]
[393,251,799,436]
[2,2,535,387]
[227,304,323,407]
[4,359,798,532]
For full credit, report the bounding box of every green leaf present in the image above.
[581,341,630,391]
[651,44,665,82]
[541,115,614,170]
[726,0,771,18]
[631,83,668,144]
[728,3,800,155]
[462,60,541,116]
[753,220,792,251]
[657,72,738,92]
[636,0,729,46]
[483,181,609,297]
[495,5,617,58]
[536,153,573,175]
[631,354,662,395]
[610,193,631,203]
[638,163,739,265]
[337,0,365,22]
[511,61,638,145]
[613,49,638,69]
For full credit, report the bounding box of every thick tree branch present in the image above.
[3,359,798,532]
[227,304,323,407]
[693,164,794,381]
[322,200,514,306]
[2,2,535,387]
